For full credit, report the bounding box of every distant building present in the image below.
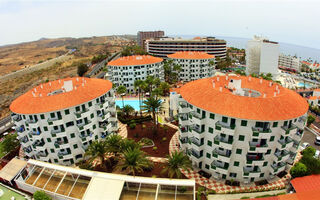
[137,31,165,50]
[167,51,216,82]
[107,55,164,93]
[301,60,320,71]
[146,36,227,59]
[278,53,300,72]
[246,36,279,76]
[10,77,117,166]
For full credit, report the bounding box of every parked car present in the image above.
[315,150,320,159]
[301,142,310,150]
[315,137,320,145]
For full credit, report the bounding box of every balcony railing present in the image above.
[192,126,204,134]
[76,120,92,130]
[243,166,261,175]
[212,149,231,158]
[37,151,48,157]
[191,149,201,159]
[27,119,38,124]
[271,162,286,172]
[214,136,233,145]
[191,137,203,147]
[249,142,268,151]
[74,108,89,118]
[179,102,188,108]
[211,161,229,170]
[179,126,188,133]
[179,115,188,121]
[246,154,264,164]
[58,150,71,159]
[47,116,62,123]
[51,128,65,136]
[189,111,205,120]
[179,137,188,144]
[281,124,297,135]
[251,127,271,136]
[29,130,41,136]
[274,150,289,160]
[215,121,235,130]
[278,137,293,147]
[32,141,45,148]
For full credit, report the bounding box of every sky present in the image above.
[0,0,319,49]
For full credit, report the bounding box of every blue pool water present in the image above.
[116,99,163,111]
[297,82,312,88]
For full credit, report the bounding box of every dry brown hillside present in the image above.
[0,35,134,118]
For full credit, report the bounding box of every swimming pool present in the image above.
[297,82,312,88]
[116,99,163,111]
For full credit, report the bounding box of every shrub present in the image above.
[33,191,52,200]
[142,124,146,129]
[162,137,167,142]
[178,186,187,193]
[129,123,136,129]
[160,124,164,128]
[302,146,316,157]
[307,115,315,126]
[240,197,250,199]
[208,190,216,194]
[290,162,308,178]
[134,133,139,138]
[153,146,158,151]
[151,175,157,178]
[77,63,89,77]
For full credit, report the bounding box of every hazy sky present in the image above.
[0,0,319,49]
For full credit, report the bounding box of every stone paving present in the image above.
[168,130,301,193]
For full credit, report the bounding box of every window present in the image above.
[95,135,98,140]
[73,144,78,149]
[44,126,48,131]
[47,138,51,142]
[93,124,96,130]
[91,113,94,119]
[89,102,92,107]
[236,149,242,154]
[65,109,70,115]
[66,121,74,127]
[197,108,200,114]
[50,149,54,153]
[263,161,268,166]
[54,159,58,163]
[222,174,227,179]
[273,122,278,127]
[40,114,45,119]
[208,127,213,133]
[210,113,215,119]
[259,173,264,178]
[205,164,209,170]
[50,113,55,118]
[230,173,237,178]
[234,161,239,166]
[206,153,211,159]
[239,135,245,141]
[70,133,75,138]
[284,121,288,126]
[241,120,247,126]
[270,136,275,142]
[207,140,212,147]
[222,116,228,123]
[76,106,80,112]
[266,149,271,154]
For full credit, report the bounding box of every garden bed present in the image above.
[127,122,177,157]
[137,162,187,179]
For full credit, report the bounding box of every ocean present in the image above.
[169,35,320,62]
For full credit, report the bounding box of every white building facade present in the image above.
[278,53,300,72]
[167,51,216,82]
[107,55,164,93]
[246,36,279,76]
[10,77,117,166]
[172,76,308,183]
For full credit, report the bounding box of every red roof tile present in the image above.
[179,76,308,121]
[108,55,163,66]
[168,51,215,60]
[10,77,112,114]
[291,175,320,193]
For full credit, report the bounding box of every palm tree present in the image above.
[160,82,170,96]
[122,105,134,117]
[145,76,155,95]
[105,134,123,156]
[120,138,141,153]
[134,80,143,115]
[85,140,108,168]
[161,151,192,178]
[141,96,163,126]
[117,85,127,109]
[115,147,153,176]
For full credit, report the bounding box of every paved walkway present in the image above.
[168,131,301,194]
[208,189,287,200]
[117,121,128,138]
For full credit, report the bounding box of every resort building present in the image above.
[173,75,308,183]
[10,77,117,166]
[246,36,279,76]
[278,53,300,72]
[137,30,165,50]
[107,55,164,93]
[167,51,216,82]
[146,37,227,59]
[0,158,196,200]
[307,89,320,106]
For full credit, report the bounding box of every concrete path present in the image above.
[208,189,287,200]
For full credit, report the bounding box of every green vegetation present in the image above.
[0,185,26,200]
[77,63,88,77]
[116,85,127,108]
[141,96,163,128]
[161,151,192,178]
[307,115,315,126]
[290,146,320,178]
[122,105,134,117]
[85,140,108,168]
[33,190,51,200]
[91,54,109,64]
[0,133,19,158]
[235,69,246,76]
[121,45,147,56]
[163,60,181,84]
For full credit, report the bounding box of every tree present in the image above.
[134,80,143,115]
[160,82,170,96]
[33,191,52,200]
[115,147,153,176]
[122,105,134,117]
[142,96,163,126]
[121,45,147,56]
[77,63,88,77]
[121,138,141,153]
[1,133,19,154]
[85,140,108,167]
[161,151,192,178]
[307,115,315,126]
[163,60,181,84]
[105,134,123,156]
[302,146,316,157]
[290,162,308,178]
[117,85,127,109]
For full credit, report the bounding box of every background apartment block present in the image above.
[10,78,117,166]
[137,31,165,50]
[278,53,300,72]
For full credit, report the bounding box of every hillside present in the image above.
[0,35,134,119]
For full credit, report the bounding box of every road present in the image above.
[0,116,13,134]
[301,128,320,151]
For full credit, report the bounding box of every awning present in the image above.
[83,177,124,200]
[0,158,27,182]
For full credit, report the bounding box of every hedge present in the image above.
[118,115,152,124]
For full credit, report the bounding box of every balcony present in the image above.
[80,132,93,142]
[32,141,45,149]
[19,136,29,144]
[16,126,25,133]
[274,150,290,161]
[179,102,188,108]
[271,162,286,173]
[281,124,297,135]
[190,137,203,147]
[58,150,72,159]
[26,119,38,124]
[191,125,204,134]
[12,114,22,122]
[179,126,188,133]
[211,161,229,171]
[47,116,62,124]
[246,154,264,164]
[96,101,107,109]
[54,140,68,148]
[36,151,48,158]
[179,114,188,121]
[278,137,293,148]
[190,149,201,159]
[76,120,92,130]
[29,130,41,138]
[189,111,205,120]
[215,121,235,130]
[51,128,65,137]
[179,136,188,144]
[243,166,261,176]
[251,127,271,137]
[214,136,233,149]
[74,108,90,118]
[249,142,269,152]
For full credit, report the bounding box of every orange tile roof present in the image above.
[179,76,308,121]
[168,51,215,60]
[314,88,320,92]
[291,175,320,193]
[108,55,163,66]
[301,61,311,66]
[308,96,318,100]
[10,77,112,114]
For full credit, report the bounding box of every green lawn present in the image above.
[0,185,26,200]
